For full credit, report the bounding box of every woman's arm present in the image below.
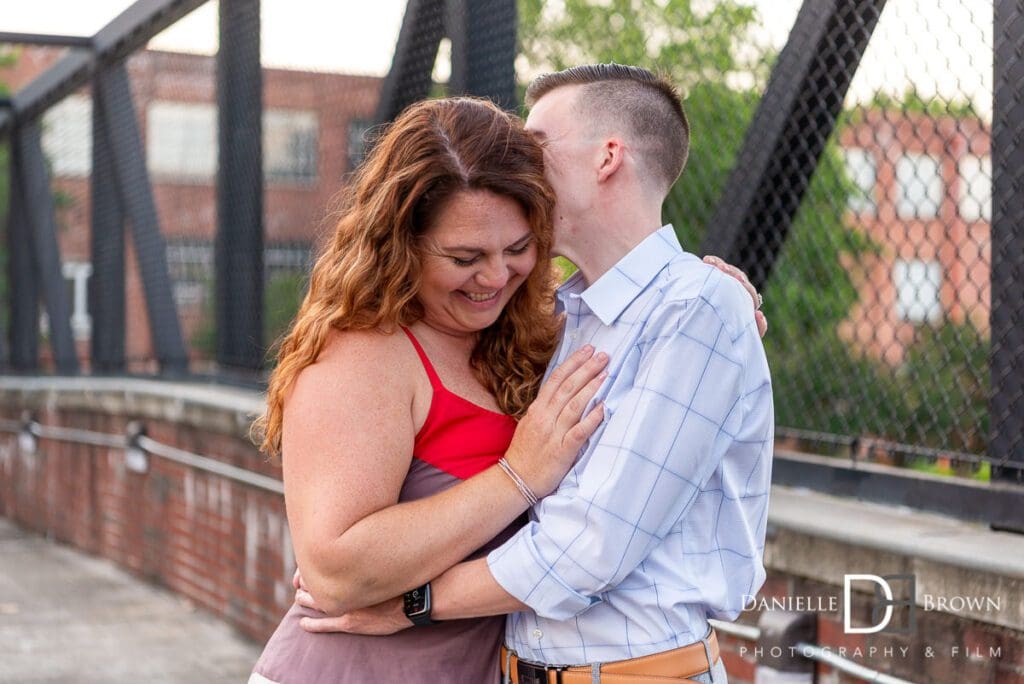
[285,330,606,615]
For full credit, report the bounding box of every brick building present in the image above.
[3,48,993,370]
[1,47,382,368]
[839,109,991,365]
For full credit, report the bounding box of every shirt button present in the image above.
[532,629,543,639]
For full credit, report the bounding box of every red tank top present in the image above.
[402,327,518,480]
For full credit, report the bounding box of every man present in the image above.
[304,64,772,683]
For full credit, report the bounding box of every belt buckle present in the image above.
[516,660,566,684]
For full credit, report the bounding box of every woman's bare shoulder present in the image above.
[316,327,411,363]
[291,327,417,399]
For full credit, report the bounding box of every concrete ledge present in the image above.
[0,376,264,440]
[772,449,1023,531]
[767,486,1024,630]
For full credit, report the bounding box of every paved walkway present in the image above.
[0,517,261,683]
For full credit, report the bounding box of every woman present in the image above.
[249,97,609,683]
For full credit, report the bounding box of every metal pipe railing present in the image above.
[795,642,916,684]
[30,422,127,449]
[136,434,283,495]
[708,618,761,643]
[0,417,282,495]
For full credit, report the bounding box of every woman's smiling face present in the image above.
[417,189,538,336]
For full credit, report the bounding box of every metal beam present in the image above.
[95,64,188,375]
[6,0,209,126]
[14,123,79,373]
[1,0,207,372]
[0,32,93,48]
[8,48,93,130]
[0,109,12,139]
[991,0,1024,483]
[374,0,447,124]
[89,81,126,373]
[700,0,887,290]
[216,0,264,370]
[447,0,517,110]
[6,139,39,371]
[0,139,7,367]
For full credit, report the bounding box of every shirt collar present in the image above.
[557,224,683,326]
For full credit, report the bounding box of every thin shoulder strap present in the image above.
[401,326,443,390]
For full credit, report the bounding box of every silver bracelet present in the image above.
[497,457,539,506]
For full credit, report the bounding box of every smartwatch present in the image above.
[403,582,434,626]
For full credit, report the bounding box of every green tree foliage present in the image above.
[518,0,765,88]
[860,87,979,120]
[263,270,308,354]
[518,0,990,465]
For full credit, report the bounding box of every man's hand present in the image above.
[703,255,768,337]
[298,595,411,636]
[294,574,412,635]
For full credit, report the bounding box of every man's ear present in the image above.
[596,139,625,183]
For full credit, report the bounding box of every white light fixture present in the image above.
[17,428,36,455]
[125,421,149,474]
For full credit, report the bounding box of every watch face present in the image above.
[405,586,428,616]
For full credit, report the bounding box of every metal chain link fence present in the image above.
[785,0,996,475]
[0,0,1019,476]
[700,0,1000,475]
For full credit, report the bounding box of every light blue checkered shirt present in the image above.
[487,224,774,666]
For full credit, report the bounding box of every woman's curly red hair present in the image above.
[252,97,560,458]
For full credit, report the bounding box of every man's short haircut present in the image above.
[526,63,690,194]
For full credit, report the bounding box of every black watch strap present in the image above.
[403,582,434,626]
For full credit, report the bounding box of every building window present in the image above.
[347,118,373,172]
[265,109,318,183]
[266,243,313,278]
[147,101,217,181]
[957,154,991,222]
[895,152,943,219]
[166,241,214,307]
[843,148,877,216]
[166,240,312,307]
[893,259,942,324]
[42,95,92,177]
[148,103,318,184]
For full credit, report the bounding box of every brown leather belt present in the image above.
[500,630,720,684]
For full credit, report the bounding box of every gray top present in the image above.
[252,456,523,684]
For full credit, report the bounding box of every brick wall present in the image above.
[0,387,292,643]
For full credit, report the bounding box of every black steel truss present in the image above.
[700,0,888,290]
